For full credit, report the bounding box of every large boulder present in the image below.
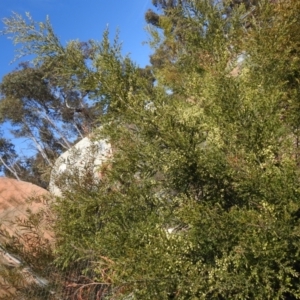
[49,136,112,196]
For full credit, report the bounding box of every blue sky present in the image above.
[0,0,154,157]
[0,0,153,81]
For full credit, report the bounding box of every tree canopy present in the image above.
[1,0,300,299]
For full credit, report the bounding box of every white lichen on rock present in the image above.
[49,136,112,196]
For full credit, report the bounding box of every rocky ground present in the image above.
[0,177,51,298]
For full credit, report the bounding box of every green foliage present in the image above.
[2,0,300,299]
[1,12,63,63]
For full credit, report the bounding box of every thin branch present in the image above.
[0,156,21,181]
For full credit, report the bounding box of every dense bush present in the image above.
[2,0,300,299]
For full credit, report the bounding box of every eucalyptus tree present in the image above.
[0,135,20,180]
[0,13,111,182]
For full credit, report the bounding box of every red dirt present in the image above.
[0,177,49,235]
[0,178,51,297]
